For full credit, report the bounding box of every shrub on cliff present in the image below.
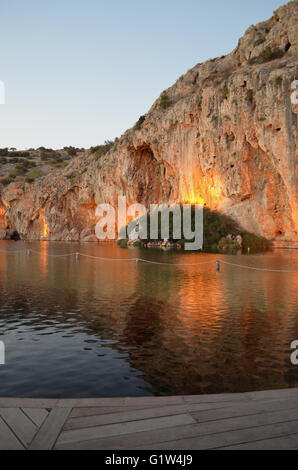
[0,148,9,156]
[64,146,77,156]
[275,76,283,87]
[246,89,254,103]
[25,168,43,183]
[66,172,76,183]
[221,84,229,100]
[250,46,285,65]
[90,140,115,160]
[260,46,285,62]
[134,115,146,130]
[0,177,14,186]
[159,91,171,110]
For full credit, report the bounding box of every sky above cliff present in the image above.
[0,0,286,149]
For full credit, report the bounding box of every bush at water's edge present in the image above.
[117,207,272,254]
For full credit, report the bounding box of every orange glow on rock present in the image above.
[180,171,224,209]
[1,198,9,209]
[40,210,49,238]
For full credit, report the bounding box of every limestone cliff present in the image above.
[0,0,297,244]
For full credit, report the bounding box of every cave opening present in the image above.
[285,42,291,52]
[10,231,20,241]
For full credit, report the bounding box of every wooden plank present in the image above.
[55,406,298,450]
[220,434,298,450]
[56,398,125,408]
[29,408,71,450]
[56,413,196,447]
[0,416,24,450]
[68,401,233,420]
[69,405,164,419]
[247,388,298,401]
[125,396,184,406]
[64,403,235,431]
[22,408,49,427]
[136,419,298,450]
[0,389,296,409]
[0,398,57,408]
[0,408,37,447]
[190,399,298,423]
[184,393,249,404]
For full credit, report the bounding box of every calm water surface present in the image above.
[0,241,297,397]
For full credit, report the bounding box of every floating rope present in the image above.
[220,260,298,274]
[30,249,77,258]
[77,253,137,262]
[0,248,297,272]
[137,258,216,267]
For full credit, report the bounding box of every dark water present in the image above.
[0,241,297,398]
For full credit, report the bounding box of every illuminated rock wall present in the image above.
[0,1,297,243]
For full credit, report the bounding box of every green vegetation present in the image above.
[64,146,77,156]
[0,148,31,159]
[202,209,238,252]
[242,232,271,253]
[218,237,240,254]
[25,168,43,183]
[246,89,254,103]
[275,76,283,87]
[197,96,202,110]
[0,177,14,186]
[0,147,80,186]
[250,46,285,65]
[159,91,171,110]
[66,172,76,183]
[134,115,146,130]
[90,140,115,161]
[118,207,272,254]
[117,239,129,248]
[55,162,68,168]
[221,84,228,100]
[261,46,285,62]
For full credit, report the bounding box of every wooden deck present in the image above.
[0,388,298,450]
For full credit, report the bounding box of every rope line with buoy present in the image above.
[0,248,297,273]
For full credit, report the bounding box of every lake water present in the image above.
[0,241,297,398]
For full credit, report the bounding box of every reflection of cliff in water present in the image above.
[0,243,298,396]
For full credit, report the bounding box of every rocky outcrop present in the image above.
[0,0,297,243]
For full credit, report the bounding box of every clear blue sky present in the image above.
[0,0,286,149]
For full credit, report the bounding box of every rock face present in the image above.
[0,0,297,243]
